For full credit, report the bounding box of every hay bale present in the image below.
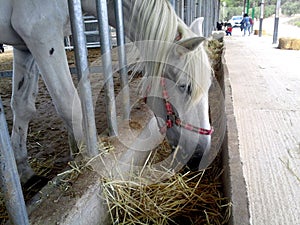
[278,38,300,50]
[254,29,266,35]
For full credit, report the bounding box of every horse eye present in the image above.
[179,84,186,91]
[178,83,192,95]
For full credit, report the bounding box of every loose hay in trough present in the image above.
[101,166,231,225]
[96,138,231,225]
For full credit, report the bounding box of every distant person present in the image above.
[0,44,4,53]
[216,22,223,31]
[225,24,233,36]
[241,13,251,36]
[249,17,254,34]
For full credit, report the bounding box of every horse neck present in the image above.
[81,0,178,43]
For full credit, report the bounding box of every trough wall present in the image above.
[221,50,251,225]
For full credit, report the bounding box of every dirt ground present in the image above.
[0,49,108,183]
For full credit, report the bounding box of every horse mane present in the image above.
[129,0,211,105]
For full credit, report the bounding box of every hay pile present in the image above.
[207,39,224,87]
[254,30,267,35]
[102,166,231,225]
[278,38,300,50]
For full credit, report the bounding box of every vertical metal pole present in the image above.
[0,97,29,225]
[259,0,264,37]
[95,0,118,136]
[179,0,184,20]
[174,0,179,13]
[210,0,214,33]
[203,0,209,37]
[273,0,281,44]
[191,0,195,22]
[196,0,202,18]
[114,0,130,120]
[186,0,191,25]
[194,0,197,21]
[68,0,98,156]
[175,0,181,15]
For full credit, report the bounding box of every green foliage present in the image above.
[295,22,300,27]
[287,17,300,27]
[222,0,244,8]
[282,2,300,16]
[223,6,243,20]
[220,0,300,20]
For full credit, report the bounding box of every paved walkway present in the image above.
[224,33,300,225]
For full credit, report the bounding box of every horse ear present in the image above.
[174,37,206,56]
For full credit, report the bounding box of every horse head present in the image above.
[144,35,213,171]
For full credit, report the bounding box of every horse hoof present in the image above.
[22,175,49,199]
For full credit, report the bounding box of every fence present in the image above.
[64,15,118,50]
[0,0,220,224]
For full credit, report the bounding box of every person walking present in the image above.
[241,13,251,36]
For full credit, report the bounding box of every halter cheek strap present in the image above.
[144,78,213,136]
[159,78,213,135]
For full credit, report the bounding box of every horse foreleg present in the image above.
[18,37,84,155]
[11,48,39,184]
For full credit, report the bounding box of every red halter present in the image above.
[145,78,213,135]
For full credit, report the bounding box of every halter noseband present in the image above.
[145,78,213,136]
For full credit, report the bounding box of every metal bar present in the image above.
[1,66,105,78]
[84,30,100,35]
[175,0,180,15]
[68,0,98,156]
[174,0,178,13]
[179,0,184,20]
[95,0,118,136]
[196,0,201,18]
[0,97,29,225]
[273,0,281,44]
[191,0,195,22]
[114,0,130,120]
[186,0,192,25]
[0,71,13,78]
[203,0,209,37]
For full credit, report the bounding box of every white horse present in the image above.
[0,0,212,184]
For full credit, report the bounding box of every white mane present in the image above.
[129,0,212,105]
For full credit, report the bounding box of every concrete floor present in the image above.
[224,33,300,225]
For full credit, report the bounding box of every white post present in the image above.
[273,0,281,44]
[259,0,265,37]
